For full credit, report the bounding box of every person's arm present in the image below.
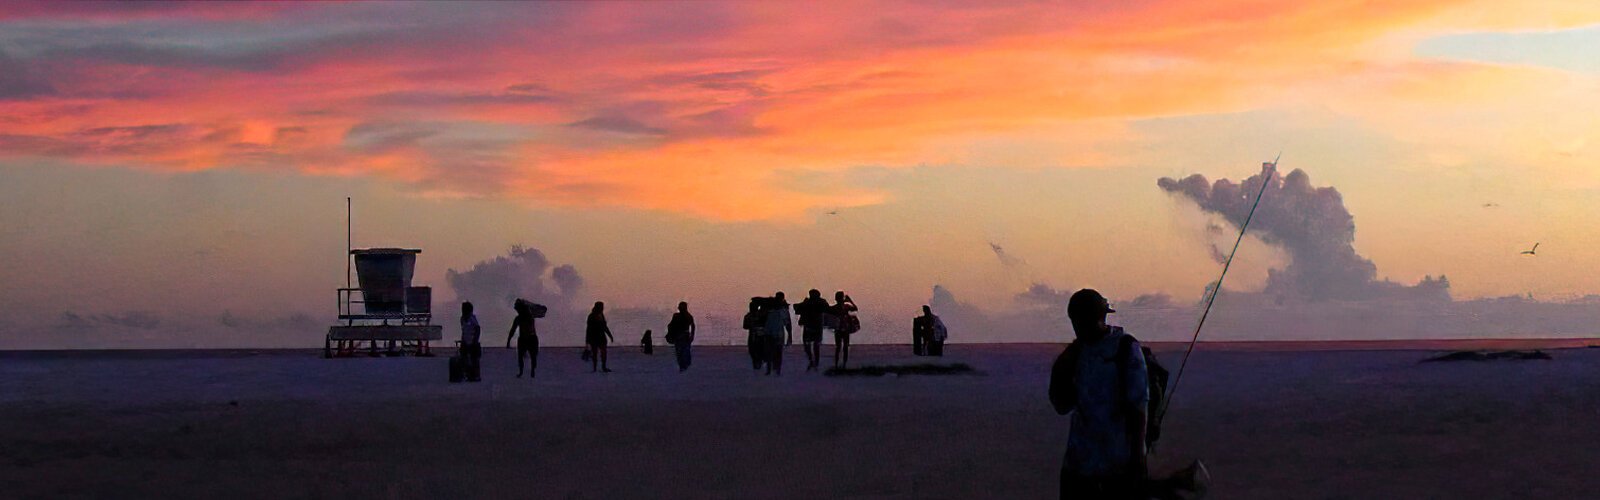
[506,321,518,348]
[1122,340,1151,477]
[689,316,696,335]
[606,322,614,342]
[1048,352,1075,415]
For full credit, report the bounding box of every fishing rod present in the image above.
[1156,154,1279,429]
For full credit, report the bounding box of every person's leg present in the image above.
[529,337,538,378]
[802,339,814,369]
[838,333,851,365]
[762,337,773,375]
[600,346,611,372]
[590,344,599,372]
[841,336,850,368]
[516,341,526,377]
[749,333,762,370]
[769,340,782,375]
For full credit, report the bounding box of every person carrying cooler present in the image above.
[795,289,831,371]
[505,299,540,379]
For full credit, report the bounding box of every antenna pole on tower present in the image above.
[346,197,352,290]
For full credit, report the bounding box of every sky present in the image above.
[1,1,1598,348]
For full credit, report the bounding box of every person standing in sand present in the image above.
[1049,289,1147,499]
[795,289,831,371]
[831,291,859,369]
[915,305,947,357]
[505,299,539,379]
[459,302,482,382]
[763,295,792,376]
[667,302,696,372]
[586,301,615,373]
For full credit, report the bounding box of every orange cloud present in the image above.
[0,1,1594,219]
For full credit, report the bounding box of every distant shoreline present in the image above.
[2,338,1597,357]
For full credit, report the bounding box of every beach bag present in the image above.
[581,347,593,361]
[932,318,948,342]
[838,314,861,335]
[516,299,549,318]
[1119,335,1170,446]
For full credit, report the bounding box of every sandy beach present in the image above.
[2,343,1598,499]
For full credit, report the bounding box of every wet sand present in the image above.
[2,343,1597,499]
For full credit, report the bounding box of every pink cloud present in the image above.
[0,1,1591,219]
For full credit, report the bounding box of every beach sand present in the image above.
[2,343,1597,499]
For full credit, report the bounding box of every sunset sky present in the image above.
[2,1,1597,347]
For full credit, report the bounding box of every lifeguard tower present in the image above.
[325,199,442,357]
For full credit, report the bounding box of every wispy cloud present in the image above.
[0,1,1594,220]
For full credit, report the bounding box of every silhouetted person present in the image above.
[1050,289,1147,499]
[912,306,930,356]
[586,301,615,373]
[831,291,859,368]
[641,329,654,355]
[795,289,831,371]
[459,302,482,382]
[667,301,696,372]
[774,291,792,346]
[915,305,948,357]
[764,295,791,375]
[744,298,767,370]
[505,299,539,379]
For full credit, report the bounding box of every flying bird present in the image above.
[1520,243,1539,256]
[825,210,839,216]
[1482,202,1499,208]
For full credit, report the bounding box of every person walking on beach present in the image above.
[667,302,696,372]
[774,291,793,346]
[586,301,615,373]
[796,289,831,371]
[1049,289,1147,499]
[459,302,482,382]
[914,305,948,357]
[641,329,654,355]
[764,295,792,375]
[744,298,768,370]
[831,291,859,369]
[505,299,540,379]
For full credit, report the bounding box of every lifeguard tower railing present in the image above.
[336,286,432,326]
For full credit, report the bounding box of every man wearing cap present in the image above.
[1049,289,1149,499]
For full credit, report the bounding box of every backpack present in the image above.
[1050,332,1171,447]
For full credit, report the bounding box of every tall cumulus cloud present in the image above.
[1159,164,1450,302]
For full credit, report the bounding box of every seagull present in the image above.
[1482,202,1499,208]
[1520,243,1539,256]
[824,210,839,216]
